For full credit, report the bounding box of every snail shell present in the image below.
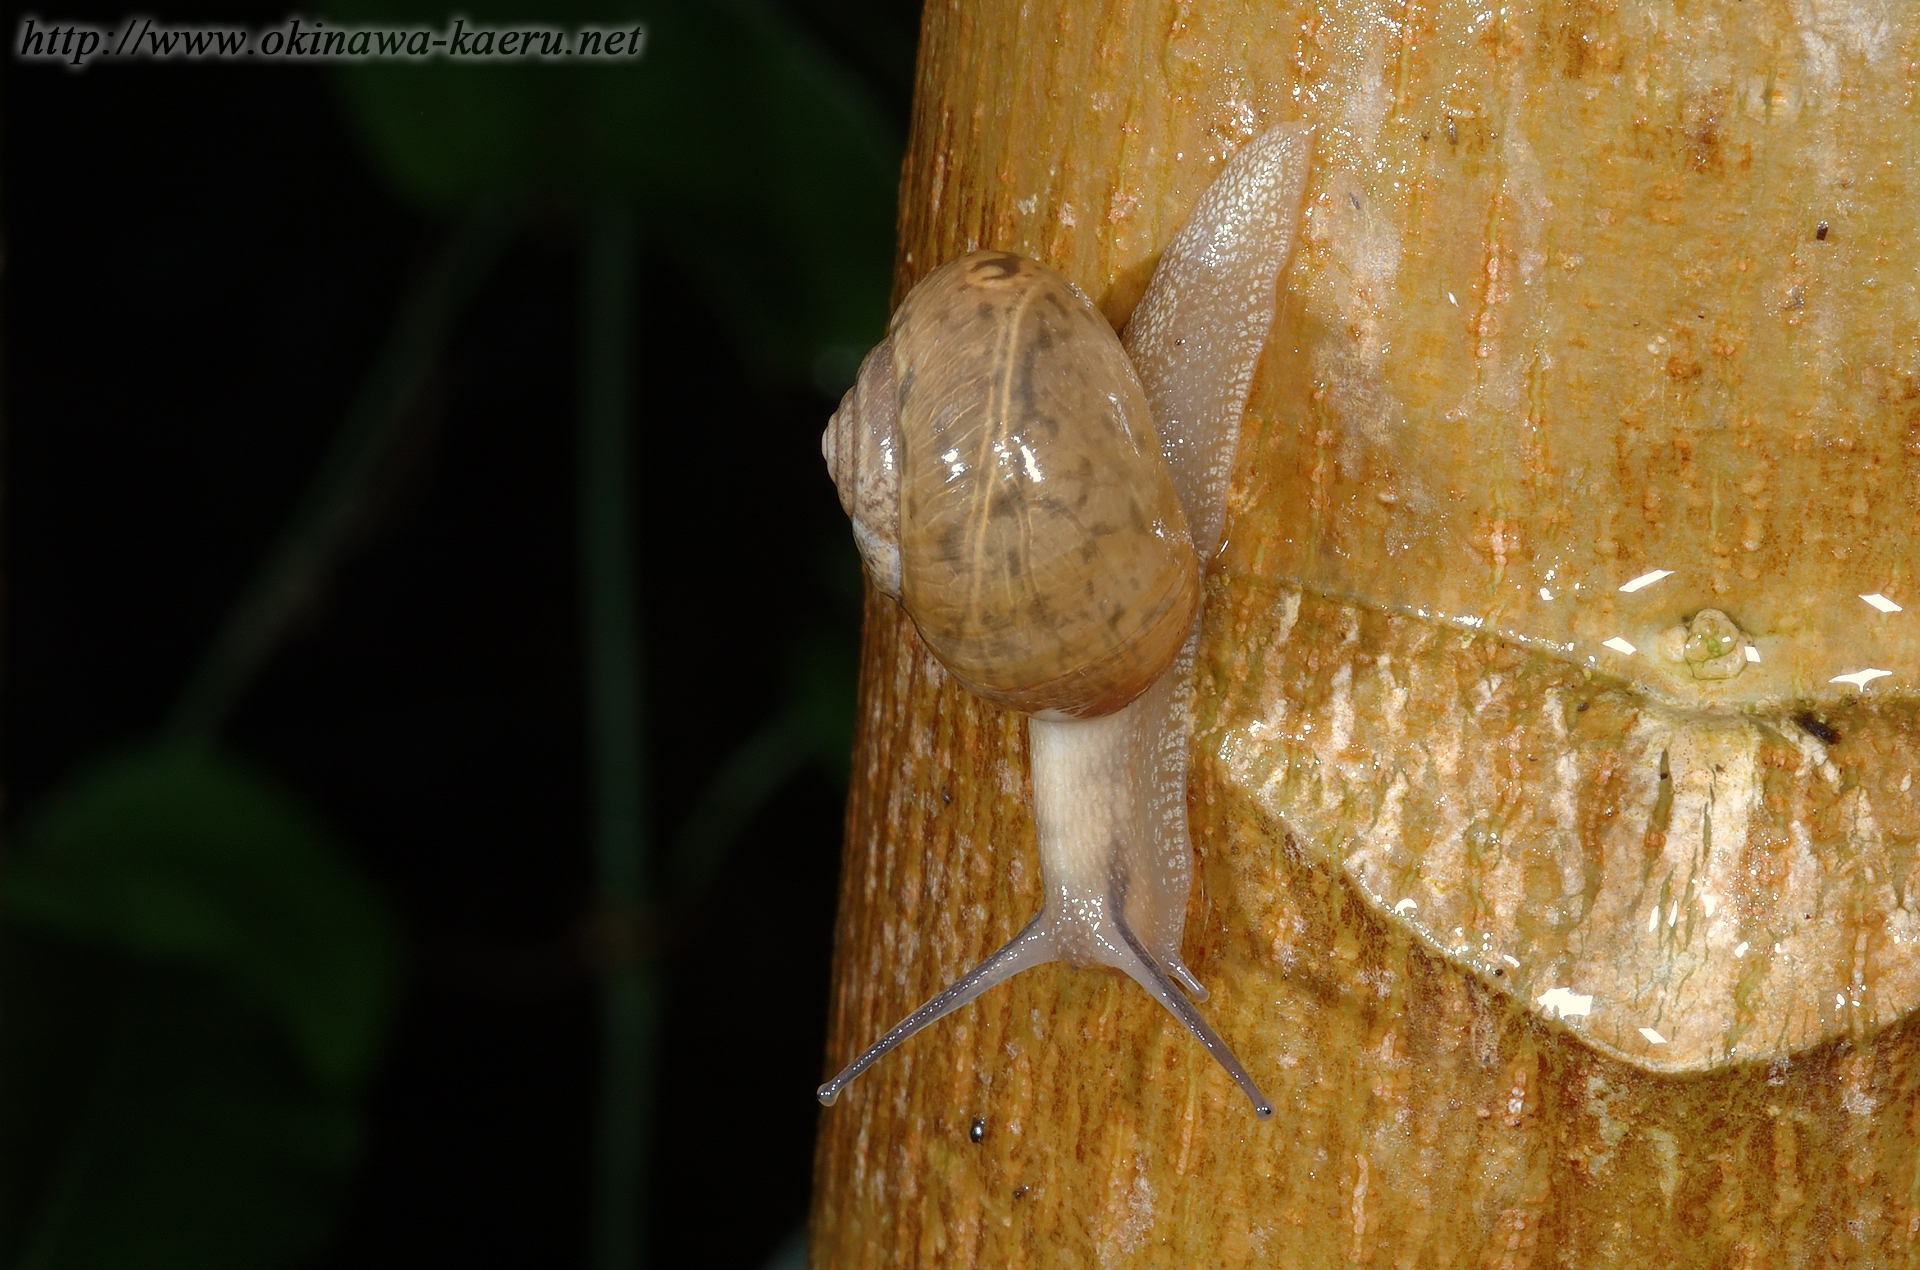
[823,251,1199,720]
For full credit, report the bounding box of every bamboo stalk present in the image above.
[812,0,1920,1264]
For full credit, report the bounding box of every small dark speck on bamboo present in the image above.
[1795,711,1840,744]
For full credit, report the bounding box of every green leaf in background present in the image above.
[6,745,398,1093]
[1,746,398,1268]
[328,0,900,384]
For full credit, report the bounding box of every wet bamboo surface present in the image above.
[812,0,1920,1264]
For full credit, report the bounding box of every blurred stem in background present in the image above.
[328,9,902,1253]
[576,200,656,1270]
[163,195,520,745]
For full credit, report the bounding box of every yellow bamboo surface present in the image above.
[813,0,1920,1264]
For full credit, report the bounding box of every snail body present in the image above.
[819,124,1312,1118]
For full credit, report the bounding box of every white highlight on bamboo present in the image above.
[1618,570,1674,593]
[1536,988,1594,1019]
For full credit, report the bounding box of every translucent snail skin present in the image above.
[819,124,1312,1118]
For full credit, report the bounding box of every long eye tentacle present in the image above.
[817,914,1061,1106]
[1104,900,1274,1118]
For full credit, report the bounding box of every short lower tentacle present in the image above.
[1165,953,1209,1001]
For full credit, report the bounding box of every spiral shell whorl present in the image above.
[823,343,903,599]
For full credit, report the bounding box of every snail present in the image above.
[817,124,1311,1118]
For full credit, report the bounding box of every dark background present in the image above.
[4,1,918,1264]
